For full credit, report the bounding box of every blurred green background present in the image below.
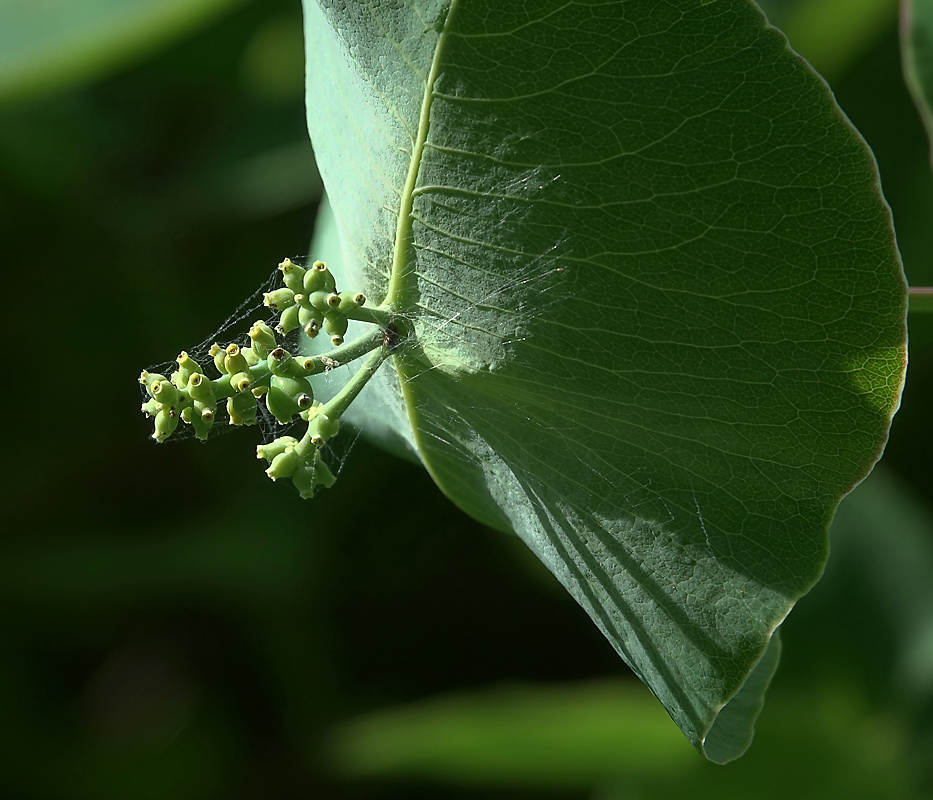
[1,0,933,797]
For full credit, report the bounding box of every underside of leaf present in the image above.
[302,0,907,761]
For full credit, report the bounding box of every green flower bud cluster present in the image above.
[139,319,313,441]
[254,406,342,499]
[263,258,367,345]
[140,255,400,500]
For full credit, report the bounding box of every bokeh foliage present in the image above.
[1,0,932,797]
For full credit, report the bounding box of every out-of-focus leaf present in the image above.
[324,679,917,798]
[302,0,906,761]
[902,0,933,166]
[825,467,933,701]
[763,0,899,82]
[324,680,694,788]
[0,0,246,105]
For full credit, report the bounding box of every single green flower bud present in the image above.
[229,371,252,393]
[324,311,348,346]
[271,374,312,399]
[141,397,160,418]
[308,411,340,446]
[290,451,336,498]
[257,436,298,462]
[263,287,296,311]
[278,258,306,293]
[224,344,250,376]
[308,291,332,312]
[302,260,332,293]
[172,351,202,388]
[140,371,167,397]
[210,343,227,374]
[267,347,295,376]
[188,404,215,440]
[196,401,215,423]
[181,403,214,440]
[248,320,277,358]
[187,372,215,403]
[293,356,319,376]
[265,375,313,423]
[298,305,323,330]
[338,291,366,312]
[152,408,179,442]
[265,385,300,424]
[227,391,257,426]
[266,448,302,480]
[241,346,261,367]
[277,304,301,335]
[151,379,179,408]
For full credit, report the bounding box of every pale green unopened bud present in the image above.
[173,351,202,389]
[151,379,179,407]
[290,451,336,498]
[181,403,214,440]
[277,304,300,335]
[338,291,366,312]
[152,408,179,442]
[229,371,252,393]
[308,291,332,312]
[267,347,294,376]
[302,260,332,293]
[264,287,295,311]
[241,346,261,367]
[298,305,323,331]
[248,320,277,358]
[324,311,348,346]
[189,403,214,440]
[141,397,159,417]
[140,371,167,396]
[257,436,298,462]
[309,411,340,446]
[272,374,312,399]
[224,344,250,376]
[293,356,317,375]
[265,386,299,424]
[227,391,257,426]
[210,343,227,374]
[265,374,314,424]
[187,372,215,402]
[266,448,302,480]
[279,258,306,293]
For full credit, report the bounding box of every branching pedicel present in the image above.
[139,259,398,499]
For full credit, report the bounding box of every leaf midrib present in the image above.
[383,0,485,519]
[382,0,460,309]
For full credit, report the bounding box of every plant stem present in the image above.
[312,328,385,369]
[345,304,395,327]
[294,345,389,458]
[322,345,388,419]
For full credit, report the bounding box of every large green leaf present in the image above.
[302,0,906,761]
